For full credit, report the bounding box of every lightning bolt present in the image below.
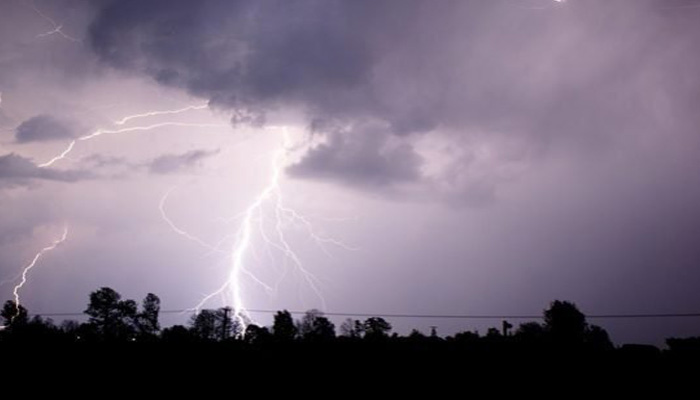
[9,227,69,323]
[159,186,224,254]
[190,127,354,335]
[25,0,79,43]
[114,104,209,125]
[38,104,223,168]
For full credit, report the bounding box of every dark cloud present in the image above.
[15,115,75,143]
[67,150,219,177]
[80,154,130,169]
[0,153,91,186]
[147,149,219,174]
[86,0,700,195]
[288,123,422,187]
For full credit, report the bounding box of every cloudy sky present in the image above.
[1,0,700,345]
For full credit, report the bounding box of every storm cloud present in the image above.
[85,0,700,198]
[15,115,75,143]
[288,122,422,187]
[0,153,91,186]
[147,149,220,174]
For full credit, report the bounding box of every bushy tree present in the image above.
[136,293,161,338]
[339,318,364,339]
[1,300,28,327]
[515,321,546,343]
[244,324,272,344]
[543,300,612,350]
[544,300,586,345]
[161,325,194,343]
[84,287,138,341]
[584,324,613,351]
[363,317,392,340]
[298,309,335,342]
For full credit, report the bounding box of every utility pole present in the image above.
[502,320,513,336]
[221,307,230,341]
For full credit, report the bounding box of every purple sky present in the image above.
[1,0,700,345]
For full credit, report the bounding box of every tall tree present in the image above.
[189,309,219,341]
[84,287,137,341]
[136,293,161,337]
[273,310,298,342]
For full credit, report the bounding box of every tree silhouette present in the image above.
[543,300,586,346]
[84,287,137,341]
[3,288,691,369]
[408,329,427,341]
[339,318,364,339]
[189,309,218,341]
[60,320,81,341]
[217,307,241,340]
[1,300,27,327]
[244,324,272,344]
[298,309,335,342]
[584,324,613,351]
[363,317,392,340]
[273,310,297,342]
[189,307,238,341]
[515,321,546,344]
[136,293,161,338]
[161,325,193,343]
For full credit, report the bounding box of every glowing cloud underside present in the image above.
[185,128,355,334]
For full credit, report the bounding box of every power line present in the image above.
[26,309,700,320]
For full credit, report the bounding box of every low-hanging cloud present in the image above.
[0,153,92,187]
[147,149,219,175]
[288,122,422,187]
[15,115,75,143]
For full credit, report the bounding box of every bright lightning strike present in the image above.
[192,128,352,335]
[9,227,69,323]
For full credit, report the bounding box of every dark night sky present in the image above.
[1,0,700,345]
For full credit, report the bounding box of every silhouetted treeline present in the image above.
[2,287,700,373]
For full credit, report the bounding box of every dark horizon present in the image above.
[3,287,700,348]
